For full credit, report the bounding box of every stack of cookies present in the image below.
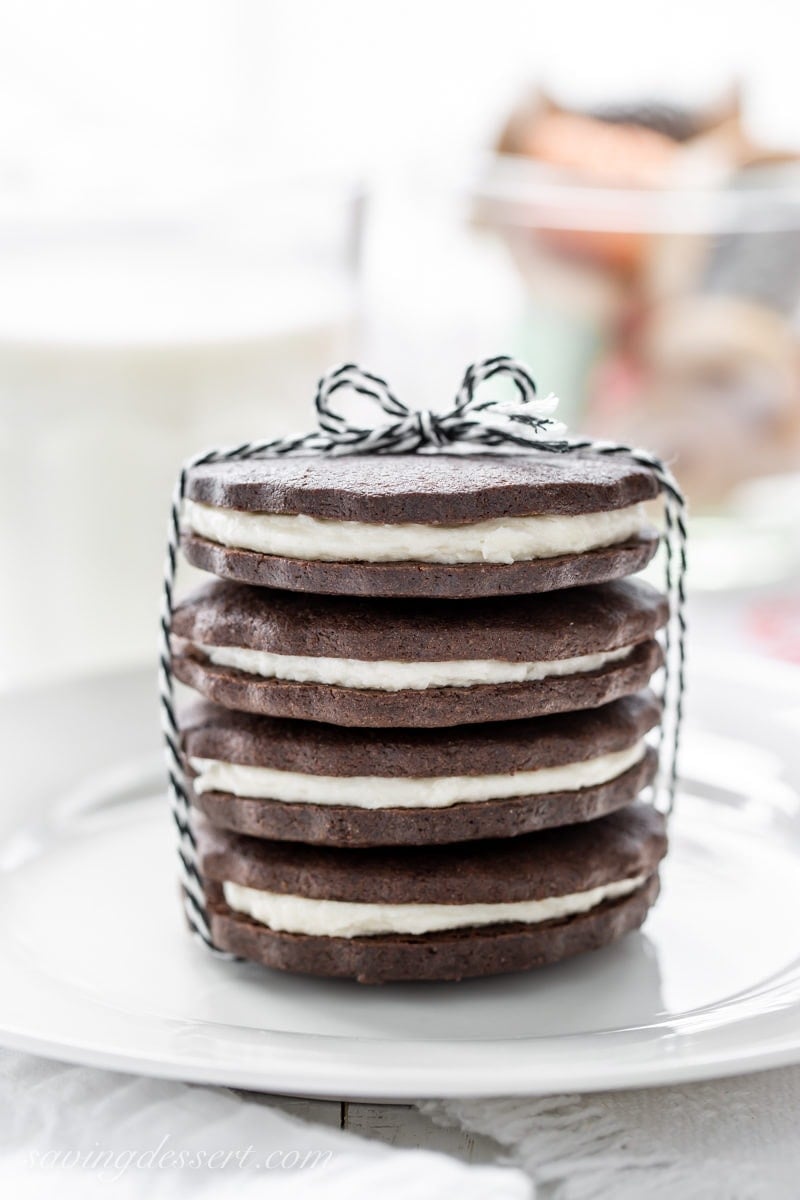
[172,454,669,983]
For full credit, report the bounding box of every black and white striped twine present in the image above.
[158,355,687,953]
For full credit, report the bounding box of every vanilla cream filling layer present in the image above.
[190,740,646,809]
[194,642,635,691]
[222,874,648,938]
[182,499,649,564]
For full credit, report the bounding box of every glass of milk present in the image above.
[0,177,362,688]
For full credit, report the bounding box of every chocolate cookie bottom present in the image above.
[202,874,660,983]
[182,531,659,598]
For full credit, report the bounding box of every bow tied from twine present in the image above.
[313,356,566,455]
[159,353,687,953]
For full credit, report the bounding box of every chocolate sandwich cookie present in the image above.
[172,578,667,727]
[196,803,667,983]
[182,692,660,847]
[181,454,660,598]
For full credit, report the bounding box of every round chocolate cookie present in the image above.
[196,803,668,982]
[182,692,661,846]
[185,454,660,522]
[172,578,667,727]
[181,453,660,598]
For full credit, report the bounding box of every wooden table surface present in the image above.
[242,1093,503,1163]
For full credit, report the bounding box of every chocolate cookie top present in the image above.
[172,577,668,663]
[184,453,659,524]
[181,691,661,777]
[196,802,667,904]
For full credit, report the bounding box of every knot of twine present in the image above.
[313,356,565,454]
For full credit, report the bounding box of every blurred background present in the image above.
[2,0,800,690]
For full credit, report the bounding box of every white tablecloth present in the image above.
[0,1050,527,1198]
[424,1067,800,1198]
[4,1048,799,1198]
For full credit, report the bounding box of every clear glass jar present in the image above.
[363,158,800,588]
[0,177,362,688]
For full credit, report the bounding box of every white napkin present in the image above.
[0,1051,529,1198]
[5,1047,799,1197]
[422,1065,800,1199]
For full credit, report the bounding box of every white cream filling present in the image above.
[182,498,649,564]
[194,642,635,691]
[190,739,646,809]
[222,874,648,937]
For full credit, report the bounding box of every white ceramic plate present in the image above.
[1,654,799,1099]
